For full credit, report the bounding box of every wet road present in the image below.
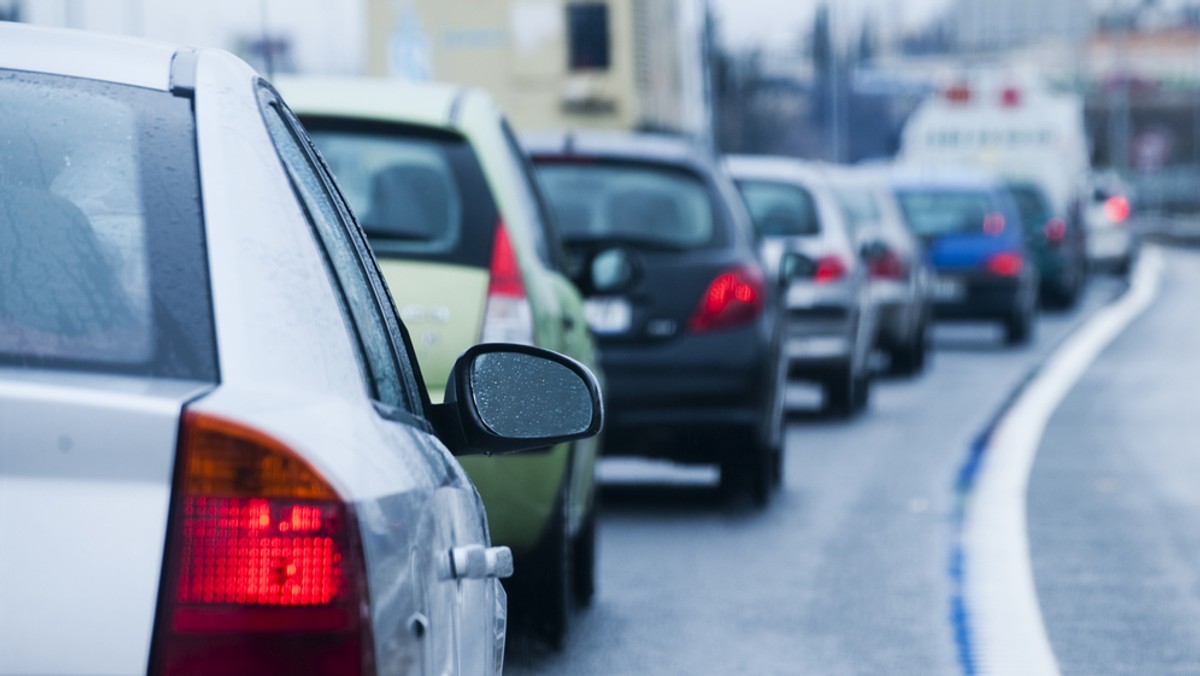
[506,245,1198,675]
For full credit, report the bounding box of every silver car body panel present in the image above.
[0,372,208,675]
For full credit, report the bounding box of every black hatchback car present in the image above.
[526,133,785,506]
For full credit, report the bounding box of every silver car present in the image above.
[826,166,933,376]
[727,156,878,417]
[0,24,600,676]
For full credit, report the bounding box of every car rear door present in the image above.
[260,91,501,675]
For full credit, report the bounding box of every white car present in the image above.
[0,23,600,676]
[1083,171,1138,274]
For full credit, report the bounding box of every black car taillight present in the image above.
[151,411,374,676]
[688,265,765,332]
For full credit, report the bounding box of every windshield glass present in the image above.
[832,186,882,232]
[304,119,498,268]
[535,162,716,249]
[0,69,214,381]
[895,189,1002,238]
[736,179,821,236]
[1006,183,1052,232]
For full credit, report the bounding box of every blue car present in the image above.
[891,172,1039,346]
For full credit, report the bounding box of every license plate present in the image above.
[932,276,965,301]
[583,297,632,334]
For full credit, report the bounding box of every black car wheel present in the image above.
[889,321,927,376]
[719,429,773,508]
[511,496,573,650]
[823,362,858,418]
[1004,305,1034,346]
[572,505,597,608]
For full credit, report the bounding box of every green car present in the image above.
[278,76,602,647]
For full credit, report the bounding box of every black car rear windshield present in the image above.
[534,161,717,249]
[895,189,1006,238]
[302,118,498,268]
[0,70,216,382]
[736,180,821,236]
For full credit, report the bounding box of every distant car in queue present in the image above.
[891,171,1040,346]
[726,156,879,415]
[826,166,933,376]
[527,133,786,506]
[1004,178,1089,308]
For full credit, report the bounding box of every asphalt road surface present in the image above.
[506,244,1198,675]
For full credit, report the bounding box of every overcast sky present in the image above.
[709,0,955,52]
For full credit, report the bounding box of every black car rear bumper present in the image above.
[597,326,775,464]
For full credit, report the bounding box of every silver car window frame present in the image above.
[256,82,432,428]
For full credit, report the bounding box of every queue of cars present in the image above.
[0,23,1135,676]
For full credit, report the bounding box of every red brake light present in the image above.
[986,251,1024,277]
[1000,87,1022,107]
[482,220,535,344]
[945,83,972,103]
[868,249,908,281]
[813,255,847,284]
[152,412,373,676]
[1104,195,1130,223]
[1044,217,1067,243]
[688,265,765,332]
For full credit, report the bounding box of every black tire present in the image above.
[889,323,927,376]
[572,506,597,608]
[823,363,857,418]
[719,432,772,508]
[1004,306,1034,346]
[854,370,871,411]
[513,501,572,650]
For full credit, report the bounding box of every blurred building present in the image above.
[953,0,1092,52]
[12,0,365,75]
[366,0,713,141]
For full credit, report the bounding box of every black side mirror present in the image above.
[779,251,815,285]
[430,343,604,456]
[570,244,639,295]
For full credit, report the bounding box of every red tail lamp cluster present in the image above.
[152,412,372,676]
[986,251,1024,277]
[688,265,765,332]
[868,249,907,281]
[1043,218,1068,244]
[1105,195,1131,224]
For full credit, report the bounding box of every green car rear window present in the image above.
[302,117,498,269]
[0,69,216,382]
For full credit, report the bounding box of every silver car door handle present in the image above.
[449,545,514,580]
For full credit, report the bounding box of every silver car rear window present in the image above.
[735,179,821,237]
[0,70,215,381]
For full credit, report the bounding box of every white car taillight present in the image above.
[481,220,534,345]
[151,411,374,676]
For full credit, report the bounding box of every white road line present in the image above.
[963,246,1164,676]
